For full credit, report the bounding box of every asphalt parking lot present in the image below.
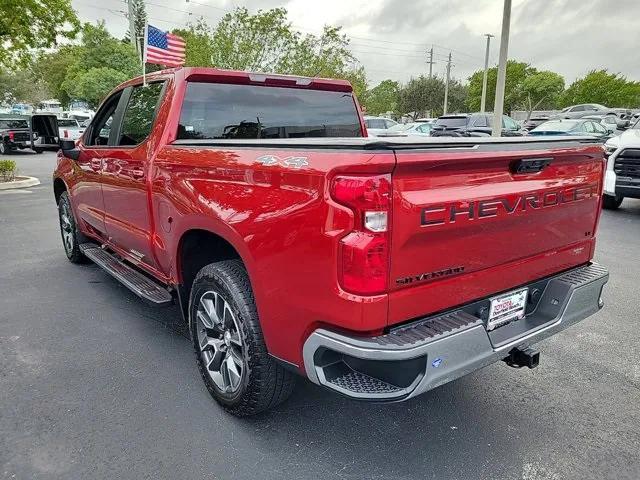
[1,151,639,480]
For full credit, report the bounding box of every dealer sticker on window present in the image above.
[487,287,528,331]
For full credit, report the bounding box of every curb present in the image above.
[0,176,41,190]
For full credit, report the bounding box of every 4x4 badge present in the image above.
[256,155,309,170]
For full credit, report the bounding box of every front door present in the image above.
[100,82,166,272]
[73,91,124,238]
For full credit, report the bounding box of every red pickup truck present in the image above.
[54,67,609,416]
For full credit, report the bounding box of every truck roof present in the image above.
[122,67,354,92]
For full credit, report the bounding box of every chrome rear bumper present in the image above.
[303,263,609,401]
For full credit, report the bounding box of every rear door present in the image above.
[388,140,604,324]
[100,81,166,272]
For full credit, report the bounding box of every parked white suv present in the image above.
[602,118,640,209]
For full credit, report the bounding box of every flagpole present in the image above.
[142,22,148,87]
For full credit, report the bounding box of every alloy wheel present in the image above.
[195,291,245,393]
[59,201,75,255]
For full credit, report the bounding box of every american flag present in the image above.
[144,25,186,67]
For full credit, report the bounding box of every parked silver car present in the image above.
[364,116,398,137]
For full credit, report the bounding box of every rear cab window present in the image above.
[0,119,29,129]
[177,82,362,139]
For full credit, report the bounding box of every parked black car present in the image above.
[430,113,523,137]
[0,117,32,154]
[0,114,59,154]
[521,116,550,131]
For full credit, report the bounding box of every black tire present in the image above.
[34,148,43,154]
[0,141,7,155]
[602,194,623,210]
[58,191,86,263]
[189,259,295,416]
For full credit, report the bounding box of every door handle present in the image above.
[131,167,145,179]
[90,158,103,172]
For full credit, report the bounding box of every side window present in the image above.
[385,119,397,129]
[85,91,122,146]
[473,116,488,127]
[417,124,431,133]
[504,116,519,130]
[117,82,165,146]
[593,122,607,133]
[583,122,595,133]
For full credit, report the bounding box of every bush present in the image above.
[0,159,17,182]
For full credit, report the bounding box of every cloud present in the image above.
[71,0,640,87]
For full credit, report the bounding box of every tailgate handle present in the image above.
[511,157,552,174]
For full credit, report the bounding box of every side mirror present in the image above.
[616,120,629,130]
[59,139,80,160]
[59,139,76,150]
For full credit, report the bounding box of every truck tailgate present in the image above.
[389,141,604,325]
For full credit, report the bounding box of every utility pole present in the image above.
[492,0,512,136]
[127,0,137,54]
[480,34,494,113]
[427,46,435,78]
[443,52,452,115]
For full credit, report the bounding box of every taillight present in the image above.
[63,130,69,138]
[8,131,14,141]
[331,174,391,295]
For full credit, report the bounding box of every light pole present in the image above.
[127,0,138,54]
[480,34,494,113]
[443,52,452,115]
[492,0,512,136]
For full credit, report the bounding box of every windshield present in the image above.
[435,117,467,128]
[533,120,579,132]
[58,119,79,127]
[0,119,29,129]
[388,123,414,132]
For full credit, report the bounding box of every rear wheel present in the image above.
[58,191,86,263]
[190,260,295,416]
[602,194,623,210]
[0,142,6,155]
[34,148,43,154]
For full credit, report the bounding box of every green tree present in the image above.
[0,68,49,105]
[0,0,80,68]
[520,71,565,120]
[61,22,140,107]
[560,70,640,108]
[123,0,148,56]
[174,8,367,98]
[174,19,216,68]
[33,46,80,105]
[467,60,536,114]
[398,76,446,118]
[70,67,131,107]
[362,80,400,115]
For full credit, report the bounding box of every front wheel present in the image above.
[190,260,295,416]
[58,191,86,263]
[0,142,7,155]
[602,194,623,210]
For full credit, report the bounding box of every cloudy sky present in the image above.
[71,0,640,87]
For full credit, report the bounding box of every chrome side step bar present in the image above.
[80,244,173,306]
